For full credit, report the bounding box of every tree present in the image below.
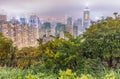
[37,32,83,72]
[0,33,13,66]
[113,12,118,18]
[81,14,120,68]
[15,47,40,68]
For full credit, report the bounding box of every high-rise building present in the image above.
[20,18,27,25]
[50,22,56,36]
[73,25,78,37]
[29,14,41,40]
[66,17,73,35]
[73,19,82,37]
[76,18,83,34]
[56,23,61,36]
[39,22,51,42]
[29,14,40,27]
[0,22,38,49]
[83,7,90,30]
[10,17,19,24]
[67,17,72,25]
[55,23,65,37]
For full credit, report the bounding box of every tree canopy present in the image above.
[0,33,13,66]
[81,15,120,67]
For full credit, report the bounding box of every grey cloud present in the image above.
[0,0,120,19]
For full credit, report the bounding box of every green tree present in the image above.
[0,33,14,66]
[37,32,83,72]
[81,14,120,68]
[16,47,40,68]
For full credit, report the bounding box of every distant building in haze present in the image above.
[66,17,73,35]
[73,20,79,37]
[55,23,65,38]
[76,18,83,34]
[20,18,27,25]
[73,25,78,37]
[10,17,19,24]
[0,15,7,23]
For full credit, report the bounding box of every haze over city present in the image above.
[0,0,120,20]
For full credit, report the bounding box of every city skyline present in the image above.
[0,0,120,20]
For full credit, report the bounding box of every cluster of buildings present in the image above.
[0,15,39,49]
[0,7,90,49]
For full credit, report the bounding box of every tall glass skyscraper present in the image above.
[83,7,90,30]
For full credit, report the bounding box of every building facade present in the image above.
[83,7,90,30]
[66,17,73,35]
[0,7,91,49]
[0,22,38,49]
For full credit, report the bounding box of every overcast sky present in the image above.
[0,0,120,20]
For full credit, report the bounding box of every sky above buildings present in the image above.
[0,0,120,20]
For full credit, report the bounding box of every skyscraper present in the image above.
[66,17,73,35]
[83,7,90,30]
[29,14,41,27]
[73,25,78,37]
[73,18,83,35]
[67,17,72,25]
[55,23,65,37]
[29,14,41,40]
[20,18,27,25]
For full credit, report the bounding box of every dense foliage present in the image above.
[0,33,15,66]
[82,15,120,68]
[0,14,120,78]
[0,67,120,79]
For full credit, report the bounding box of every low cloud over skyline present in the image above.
[0,0,120,20]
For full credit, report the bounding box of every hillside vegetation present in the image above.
[0,13,120,79]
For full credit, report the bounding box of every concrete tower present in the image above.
[29,14,41,41]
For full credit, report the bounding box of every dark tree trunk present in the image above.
[108,56,113,68]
